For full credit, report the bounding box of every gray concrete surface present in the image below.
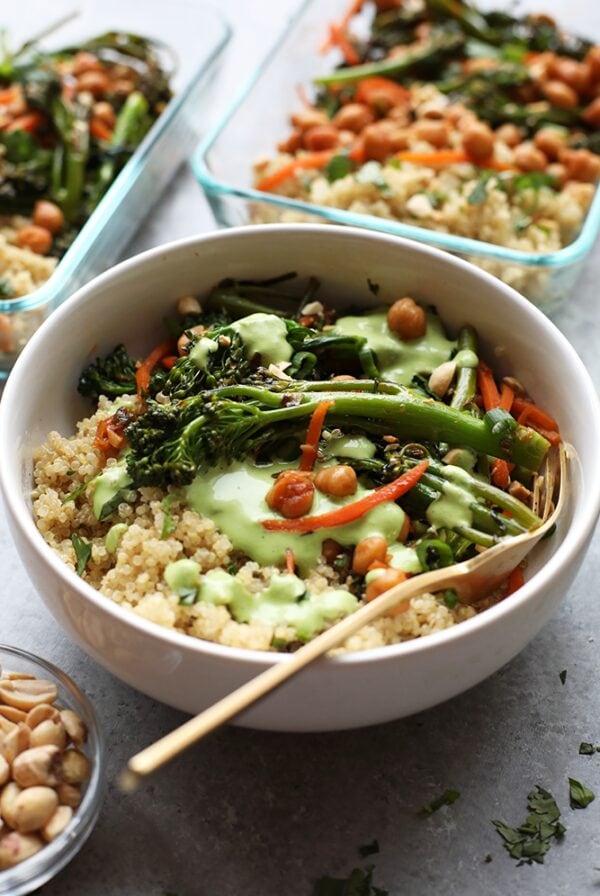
[2,1,600,893]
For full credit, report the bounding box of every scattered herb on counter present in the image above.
[313,865,388,896]
[569,777,595,809]
[559,669,567,685]
[71,532,92,576]
[492,785,565,865]
[358,840,380,858]
[420,788,460,815]
[579,742,596,756]
[484,854,493,863]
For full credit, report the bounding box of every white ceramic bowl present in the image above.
[1,225,599,732]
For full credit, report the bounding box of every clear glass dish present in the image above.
[0,644,104,896]
[192,0,600,317]
[0,0,231,380]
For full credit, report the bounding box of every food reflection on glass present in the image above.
[0,24,173,354]
[254,0,600,261]
[32,274,560,654]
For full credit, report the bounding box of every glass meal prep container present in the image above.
[192,0,600,317]
[0,0,231,381]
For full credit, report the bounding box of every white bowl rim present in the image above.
[2,223,599,670]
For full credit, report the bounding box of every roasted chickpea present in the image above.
[387,297,427,340]
[266,471,314,519]
[92,101,116,129]
[291,108,328,131]
[76,71,110,98]
[541,79,578,109]
[362,121,395,161]
[583,96,600,127]
[177,324,205,355]
[443,103,471,126]
[513,142,548,172]
[365,567,407,602]
[322,538,343,564]
[413,119,449,149]
[462,121,494,163]
[32,200,64,236]
[314,465,357,498]
[278,129,303,154]
[546,162,567,188]
[352,536,388,575]
[332,102,374,133]
[585,46,600,84]
[16,225,52,255]
[111,79,136,97]
[302,124,340,152]
[547,56,589,94]
[495,123,523,148]
[560,148,600,183]
[533,127,566,160]
[71,51,103,77]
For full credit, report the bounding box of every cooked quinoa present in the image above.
[32,397,478,654]
[0,216,57,297]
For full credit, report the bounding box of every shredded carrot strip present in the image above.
[506,565,525,595]
[262,461,429,532]
[285,548,296,575]
[491,458,514,490]
[256,150,336,193]
[328,23,361,65]
[356,77,411,108]
[476,362,501,411]
[161,355,178,370]
[499,383,514,412]
[90,118,113,141]
[320,0,366,53]
[4,112,43,134]
[299,400,334,472]
[511,398,558,432]
[136,339,176,397]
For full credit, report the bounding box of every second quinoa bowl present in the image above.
[1,225,599,731]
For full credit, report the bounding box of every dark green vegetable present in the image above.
[492,786,565,865]
[559,669,567,685]
[420,788,460,815]
[579,742,595,756]
[313,865,388,896]
[416,538,454,570]
[78,344,137,400]
[450,325,478,410]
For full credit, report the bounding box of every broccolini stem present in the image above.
[450,325,478,409]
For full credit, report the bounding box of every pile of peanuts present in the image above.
[277,39,600,186]
[0,669,91,871]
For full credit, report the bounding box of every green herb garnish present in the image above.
[492,785,565,865]
[326,153,356,183]
[0,277,15,299]
[512,172,557,193]
[569,777,595,809]
[71,533,92,576]
[420,789,460,815]
[559,669,567,685]
[579,742,595,756]
[313,865,387,896]
[467,175,490,205]
[358,840,380,858]
[63,476,96,505]
[161,493,178,539]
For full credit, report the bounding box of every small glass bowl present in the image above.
[0,645,105,896]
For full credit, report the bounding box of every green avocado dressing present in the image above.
[189,337,218,370]
[163,564,358,641]
[426,464,475,531]
[325,434,376,460]
[334,309,455,385]
[454,348,478,369]
[92,460,132,521]
[185,460,406,574]
[230,313,292,365]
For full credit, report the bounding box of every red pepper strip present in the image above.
[256,150,336,193]
[285,548,296,575]
[161,355,178,370]
[499,383,514,412]
[262,460,429,532]
[491,458,514,490]
[94,414,128,455]
[476,362,500,411]
[90,117,113,141]
[299,400,334,472]
[519,421,561,446]
[136,339,176,397]
[512,398,558,432]
[5,112,43,134]
[506,565,525,595]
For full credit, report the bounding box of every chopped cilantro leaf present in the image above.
[467,176,490,205]
[71,533,92,577]
[484,854,492,863]
[0,277,15,299]
[569,777,595,809]
[513,171,557,193]
[326,153,356,183]
[559,669,567,685]
[579,742,595,756]
[63,476,96,505]
[420,788,460,815]
[358,840,379,858]
[492,785,564,865]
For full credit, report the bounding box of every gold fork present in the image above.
[121,445,567,790]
